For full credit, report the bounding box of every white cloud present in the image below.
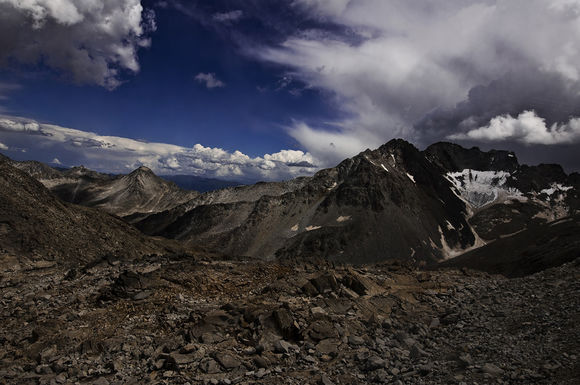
[0,0,155,88]
[0,118,41,133]
[213,10,243,23]
[0,115,318,181]
[252,0,580,163]
[0,142,8,150]
[264,149,315,165]
[449,111,580,145]
[51,157,61,164]
[194,72,226,89]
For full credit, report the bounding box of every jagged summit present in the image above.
[132,165,155,174]
[9,157,197,219]
[136,139,579,267]
[7,139,580,270]
[425,141,519,172]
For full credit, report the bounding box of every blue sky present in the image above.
[1,0,580,180]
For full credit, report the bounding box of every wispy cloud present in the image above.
[0,83,21,101]
[213,10,243,23]
[194,72,226,89]
[0,115,317,181]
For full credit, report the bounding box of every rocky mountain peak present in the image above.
[134,165,154,174]
[424,141,519,173]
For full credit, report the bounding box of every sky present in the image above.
[0,0,579,182]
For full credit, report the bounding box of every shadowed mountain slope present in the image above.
[12,162,198,219]
[137,140,580,267]
[0,157,174,265]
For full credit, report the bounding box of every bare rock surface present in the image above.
[1,254,577,384]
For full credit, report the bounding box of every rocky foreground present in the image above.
[0,254,578,385]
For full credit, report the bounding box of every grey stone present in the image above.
[215,352,241,369]
[366,355,386,371]
[200,358,221,374]
[481,363,504,377]
[319,374,335,385]
[274,340,299,354]
[348,335,365,346]
[253,356,270,369]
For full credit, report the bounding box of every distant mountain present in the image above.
[160,174,242,193]
[136,140,580,266]
[136,177,311,236]
[11,161,198,220]
[0,157,172,265]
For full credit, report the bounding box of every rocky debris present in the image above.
[0,254,578,384]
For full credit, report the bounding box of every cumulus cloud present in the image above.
[0,142,8,150]
[0,115,318,181]
[213,10,243,23]
[0,118,42,133]
[0,0,155,88]
[449,111,580,145]
[414,70,580,144]
[248,0,580,164]
[195,72,226,89]
[264,149,316,167]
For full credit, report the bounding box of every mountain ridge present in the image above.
[134,139,579,268]
[0,157,178,266]
[4,139,579,273]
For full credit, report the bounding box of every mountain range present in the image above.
[137,140,579,269]
[3,139,579,276]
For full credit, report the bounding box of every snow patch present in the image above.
[540,183,573,196]
[365,156,378,166]
[445,220,455,230]
[406,173,416,183]
[305,225,321,231]
[446,169,523,208]
[381,163,389,172]
[438,226,486,260]
[336,215,351,223]
[291,224,299,232]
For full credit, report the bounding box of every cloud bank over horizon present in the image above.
[0,115,317,181]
